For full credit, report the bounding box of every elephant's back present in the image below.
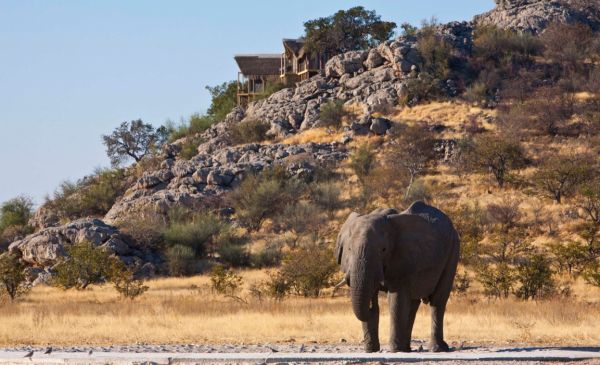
[403,201,457,240]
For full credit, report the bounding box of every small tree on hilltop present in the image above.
[0,252,29,301]
[462,134,526,188]
[205,81,238,122]
[102,119,169,166]
[304,6,396,55]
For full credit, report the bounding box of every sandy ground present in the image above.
[0,344,599,364]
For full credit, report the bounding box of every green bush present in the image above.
[0,196,34,233]
[209,264,243,296]
[310,182,342,214]
[178,135,204,160]
[473,25,542,67]
[250,244,282,268]
[514,253,556,300]
[206,81,238,122]
[475,262,515,299]
[109,260,148,300]
[274,202,323,237]
[162,212,223,257]
[230,120,270,145]
[216,231,250,267]
[165,244,197,276]
[349,143,377,187]
[319,100,348,128]
[277,241,338,297]
[45,168,128,221]
[52,242,114,290]
[229,167,306,231]
[417,18,452,79]
[0,252,29,301]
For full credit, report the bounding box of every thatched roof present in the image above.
[234,54,281,76]
[283,38,305,55]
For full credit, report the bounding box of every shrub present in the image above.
[109,260,148,300]
[475,263,515,299]
[548,241,589,277]
[102,120,169,166]
[230,120,270,145]
[276,241,338,297]
[533,154,594,204]
[261,270,291,300]
[514,253,556,300]
[310,182,342,214]
[417,18,452,79]
[403,179,431,204]
[117,211,166,250]
[349,143,377,187]
[178,135,204,160]
[399,73,441,106]
[45,168,128,221]
[274,202,323,238]
[205,81,238,122]
[52,242,114,290]
[452,270,471,295]
[250,244,282,268]
[0,252,29,301]
[486,198,521,233]
[583,262,600,288]
[319,100,348,128]
[461,135,526,188]
[216,241,250,268]
[162,212,224,257]
[0,196,34,233]
[473,25,542,68]
[448,202,487,265]
[209,264,243,296]
[229,168,306,231]
[165,244,197,276]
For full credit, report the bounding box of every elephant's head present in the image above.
[335,208,398,322]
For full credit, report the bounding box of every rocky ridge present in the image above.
[475,0,600,33]
[8,219,158,282]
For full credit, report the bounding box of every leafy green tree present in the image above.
[206,81,238,122]
[304,6,396,55]
[417,18,452,79]
[102,120,169,166]
[0,196,34,239]
[514,253,556,300]
[0,253,29,301]
[53,242,114,290]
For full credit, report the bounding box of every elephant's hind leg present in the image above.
[430,304,450,352]
[388,291,420,352]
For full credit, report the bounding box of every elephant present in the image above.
[335,201,460,353]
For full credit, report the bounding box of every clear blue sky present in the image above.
[0,0,494,205]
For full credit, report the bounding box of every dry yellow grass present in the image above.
[280,128,344,145]
[1,271,599,347]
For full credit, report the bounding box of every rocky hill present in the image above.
[475,0,600,33]
[6,0,600,286]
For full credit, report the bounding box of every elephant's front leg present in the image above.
[430,304,450,352]
[361,291,380,352]
[388,290,420,352]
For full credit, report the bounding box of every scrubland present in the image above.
[0,270,599,347]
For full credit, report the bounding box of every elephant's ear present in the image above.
[385,213,447,276]
[335,212,360,269]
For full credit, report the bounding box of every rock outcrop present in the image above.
[8,219,158,277]
[104,142,347,224]
[475,0,600,33]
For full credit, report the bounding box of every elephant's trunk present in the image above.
[350,256,382,322]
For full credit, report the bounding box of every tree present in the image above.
[53,242,114,290]
[463,135,526,188]
[0,253,29,301]
[109,260,148,300]
[304,6,396,55]
[533,154,594,204]
[417,18,453,79]
[514,253,556,300]
[102,120,169,166]
[386,122,437,198]
[541,23,594,75]
[0,196,34,240]
[205,81,238,122]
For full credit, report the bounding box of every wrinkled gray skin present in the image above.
[335,201,460,353]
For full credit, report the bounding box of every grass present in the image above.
[1,271,599,347]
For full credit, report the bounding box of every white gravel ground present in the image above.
[0,344,599,365]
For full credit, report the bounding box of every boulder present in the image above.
[325,51,368,78]
[364,49,384,70]
[370,117,392,135]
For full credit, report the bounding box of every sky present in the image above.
[0,0,494,205]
